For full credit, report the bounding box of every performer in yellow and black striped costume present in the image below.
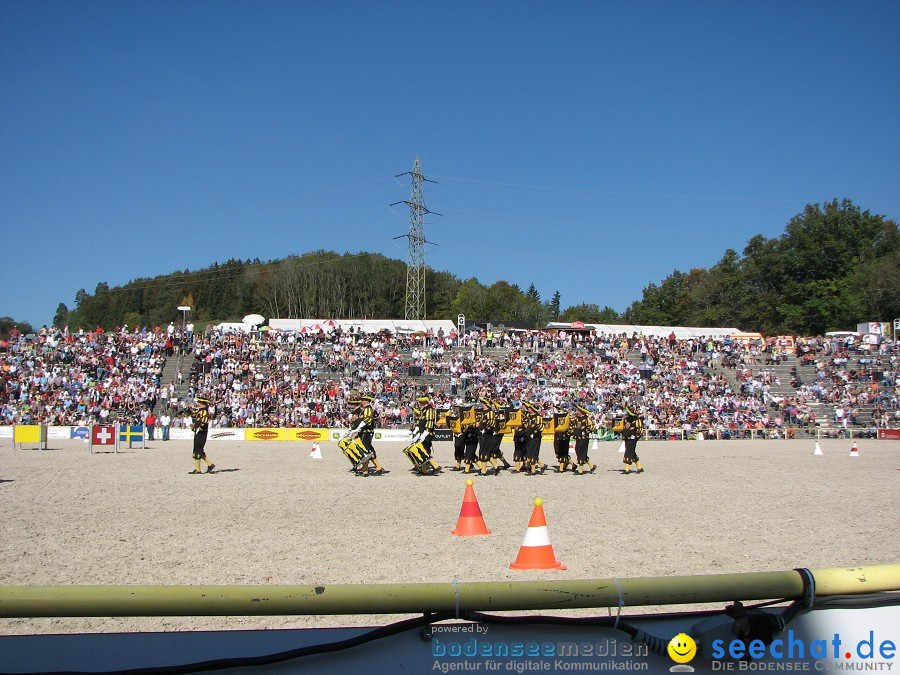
[475,397,502,475]
[189,396,215,474]
[572,404,597,475]
[512,401,529,473]
[552,404,574,473]
[490,398,513,471]
[621,405,645,474]
[349,394,387,477]
[410,393,442,474]
[523,401,548,475]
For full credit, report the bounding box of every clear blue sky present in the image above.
[2,0,898,329]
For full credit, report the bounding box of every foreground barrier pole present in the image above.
[0,565,897,619]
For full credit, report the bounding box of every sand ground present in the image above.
[1,437,897,635]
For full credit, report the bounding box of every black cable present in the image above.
[797,592,900,610]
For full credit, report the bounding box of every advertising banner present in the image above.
[47,427,72,440]
[209,428,245,441]
[246,428,287,441]
[327,428,426,442]
[374,429,417,442]
[286,428,330,442]
[878,429,900,440]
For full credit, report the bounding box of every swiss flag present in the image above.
[92,425,117,445]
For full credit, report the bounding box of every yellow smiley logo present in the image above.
[667,633,697,664]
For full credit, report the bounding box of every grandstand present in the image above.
[2,321,896,437]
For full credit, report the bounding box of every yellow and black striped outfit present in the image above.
[190,405,210,460]
[477,404,497,464]
[622,410,644,473]
[553,409,572,466]
[353,402,377,459]
[413,403,437,456]
[572,413,595,467]
[512,404,529,464]
[523,404,546,472]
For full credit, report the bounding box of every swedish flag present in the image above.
[119,425,145,445]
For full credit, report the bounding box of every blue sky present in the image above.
[1,0,898,329]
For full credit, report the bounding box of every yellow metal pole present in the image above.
[0,565,896,619]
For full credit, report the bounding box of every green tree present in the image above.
[623,199,898,335]
[772,200,895,334]
[123,311,143,329]
[451,278,495,320]
[682,250,749,327]
[560,304,620,323]
[53,303,70,328]
[548,291,561,321]
[623,271,690,325]
[428,270,462,320]
[851,247,900,322]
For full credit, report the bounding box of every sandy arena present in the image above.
[1,437,897,635]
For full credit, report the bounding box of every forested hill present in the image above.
[46,199,899,337]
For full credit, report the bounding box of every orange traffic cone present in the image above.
[510,498,566,570]
[452,480,491,536]
[849,442,859,458]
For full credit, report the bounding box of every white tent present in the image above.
[545,322,740,339]
[267,318,456,335]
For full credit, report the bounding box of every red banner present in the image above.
[877,429,900,440]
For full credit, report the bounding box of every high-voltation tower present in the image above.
[392,156,438,320]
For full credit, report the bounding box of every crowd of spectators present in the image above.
[0,325,166,427]
[792,335,898,432]
[2,322,898,437]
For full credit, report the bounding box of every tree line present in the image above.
[621,199,899,335]
[10,198,896,338]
